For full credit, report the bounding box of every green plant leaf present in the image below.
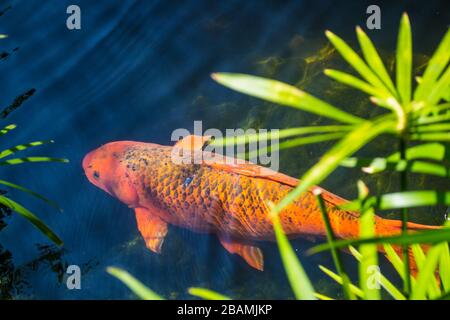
[341,190,450,212]
[386,142,450,162]
[356,26,397,96]
[107,267,163,300]
[314,293,335,300]
[271,206,316,300]
[211,73,363,124]
[410,132,450,141]
[396,13,413,104]
[0,124,16,137]
[325,30,390,93]
[414,28,450,101]
[0,140,54,159]
[271,116,396,216]
[0,195,62,245]
[341,157,450,177]
[324,69,390,101]
[309,229,450,254]
[318,265,364,298]
[314,189,354,299]
[188,288,231,300]
[349,246,406,300]
[411,243,445,299]
[411,244,441,298]
[357,181,380,300]
[439,242,450,292]
[0,156,69,166]
[211,125,352,147]
[0,179,61,210]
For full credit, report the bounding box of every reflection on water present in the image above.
[0,0,449,299]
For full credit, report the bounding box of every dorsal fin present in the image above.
[174,134,211,151]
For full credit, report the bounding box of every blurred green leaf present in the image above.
[411,244,441,298]
[341,157,450,177]
[0,156,69,166]
[324,69,389,101]
[315,190,354,299]
[411,243,445,299]
[211,73,363,124]
[309,229,450,254]
[439,242,450,292]
[271,116,396,216]
[0,179,61,210]
[211,125,352,147]
[350,246,406,300]
[325,31,389,93]
[341,190,450,211]
[0,124,16,137]
[356,26,397,96]
[271,206,316,300]
[107,267,163,300]
[357,181,380,300]
[318,265,364,298]
[396,13,412,104]
[188,288,231,300]
[387,142,450,162]
[0,195,62,245]
[414,28,450,101]
[410,132,450,141]
[0,140,54,159]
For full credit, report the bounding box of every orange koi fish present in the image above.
[82,135,438,271]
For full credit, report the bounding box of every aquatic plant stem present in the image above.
[400,137,412,295]
[314,190,354,300]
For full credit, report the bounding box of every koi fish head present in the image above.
[83,141,140,207]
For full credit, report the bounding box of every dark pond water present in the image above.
[0,0,449,299]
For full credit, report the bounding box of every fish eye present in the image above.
[93,171,100,180]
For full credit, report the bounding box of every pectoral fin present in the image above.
[135,208,168,254]
[219,237,264,271]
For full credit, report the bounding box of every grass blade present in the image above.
[314,189,354,299]
[356,26,397,96]
[318,265,364,298]
[396,13,413,104]
[0,124,16,137]
[350,246,406,300]
[0,156,69,166]
[211,73,363,124]
[309,230,450,254]
[188,288,231,300]
[270,204,316,300]
[107,267,163,300]
[0,179,61,210]
[357,181,380,300]
[414,28,450,101]
[0,195,62,245]
[411,243,445,299]
[439,242,450,292]
[324,69,389,101]
[325,30,390,92]
[0,140,54,159]
[271,116,396,216]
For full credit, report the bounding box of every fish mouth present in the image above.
[82,151,94,172]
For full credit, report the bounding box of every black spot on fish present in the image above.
[93,171,100,180]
